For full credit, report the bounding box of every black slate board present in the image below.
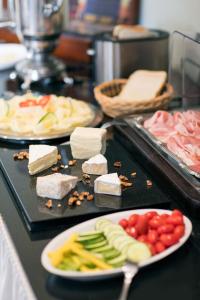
[0,131,171,231]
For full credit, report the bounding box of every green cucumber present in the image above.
[107,254,126,267]
[38,112,57,124]
[78,235,105,245]
[127,243,151,263]
[79,231,103,237]
[84,240,107,250]
[91,244,114,253]
[103,249,121,260]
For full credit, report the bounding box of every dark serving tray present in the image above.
[0,127,171,232]
[115,120,200,218]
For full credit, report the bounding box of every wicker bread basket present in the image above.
[94,79,174,118]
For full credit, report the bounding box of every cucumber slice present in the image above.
[104,224,124,236]
[91,244,114,253]
[127,243,151,263]
[112,235,133,249]
[95,219,111,231]
[38,112,57,124]
[106,229,125,239]
[103,249,121,260]
[107,254,126,266]
[84,240,108,250]
[78,235,105,245]
[79,231,103,237]
[108,233,126,246]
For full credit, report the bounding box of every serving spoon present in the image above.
[118,261,139,300]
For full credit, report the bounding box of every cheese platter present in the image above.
[0,125,171,232]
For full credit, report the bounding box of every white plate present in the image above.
[41,209,192,280]
[0,44,27,71]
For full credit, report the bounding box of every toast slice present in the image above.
[118,70,167,101]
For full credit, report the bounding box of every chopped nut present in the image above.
[57,154,62,160]
[68,197,77,206]
[146,180,152,187]
[121,181,133,188]
[78,195,84,201]
[69,160,77,166]
[87,194,94,201]
[45,199,53,209]
[73,191,79,197]
[57,203,62,208]
[76,200,81,206]
[114,161,122,168]
[82,173,90,180]
[13,151,29,160]
[51,166,60,172]
[131,172,137,177]
[119,175,129,182]
[81,191,90,197]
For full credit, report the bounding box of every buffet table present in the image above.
[0,69,200,300]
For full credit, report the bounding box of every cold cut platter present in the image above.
[129,110,200,179]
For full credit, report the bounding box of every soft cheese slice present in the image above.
[82,154,108,175]
[36,173,78,199]
[70,127,107,159]
[94,173,121,196]
[28,144,58,175]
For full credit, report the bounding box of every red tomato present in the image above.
[159,233,178,247]
[147,229,158,244]
[166,215,184,226]
[172,209,183,217]
[128,214,139,227]
[174,225,185,240]
[149,216,163,229]
[119,218,128,229]
[135,215,148,235]
[38,95,51,107]
[145,211,158,220]
[137,234,148,243]
[147,243,157,256]
[125,227,131,236]
[129,227,138,239]
[19,99,37,107]
[157,224,175,235]
[160,213,169,221]
[155,241,166,253]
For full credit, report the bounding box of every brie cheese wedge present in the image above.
[70,127,107,159]
[28,144,58,175]
[94,173,121,196]
[36,173,78,199]
[82,154,108,175]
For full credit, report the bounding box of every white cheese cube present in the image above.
[70,127,107,159]
[28,144,58,175]
[94,173,121,196]
[36,173,78,199]
[82,154,108,175]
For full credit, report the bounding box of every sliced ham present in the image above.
[144,110,200,174]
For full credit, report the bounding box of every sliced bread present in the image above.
[118,70,167,101]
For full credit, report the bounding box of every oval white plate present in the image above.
[41,209,192,280]
[0,44,27,71]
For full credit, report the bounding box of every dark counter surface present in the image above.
[0,69,200,300]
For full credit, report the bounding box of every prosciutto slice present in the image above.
[144,110,200,173]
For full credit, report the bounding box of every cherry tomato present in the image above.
[159,233,178,247]
[128,214,139,227]
[172,209,183,217]
[119,218,128,229]
[149,216,164,229]
[160,213,169,221]
[125,227,131,236]
[173,225,185,240]
[137,234,148,243]
[147,229,158,244]
[135,215,148,235]
[145,211,158,220]
[146,243,157,256]
[129,227,138,239]
[155,241,166,253]
[166,215,184,226]
[157,224,175,235]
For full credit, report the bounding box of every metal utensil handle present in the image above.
[43,0,63,17]
[118,267,138,300]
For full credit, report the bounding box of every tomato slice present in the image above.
[38,95,51,107]
[19,99,38,107]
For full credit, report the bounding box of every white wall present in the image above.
[140,0,200,33]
